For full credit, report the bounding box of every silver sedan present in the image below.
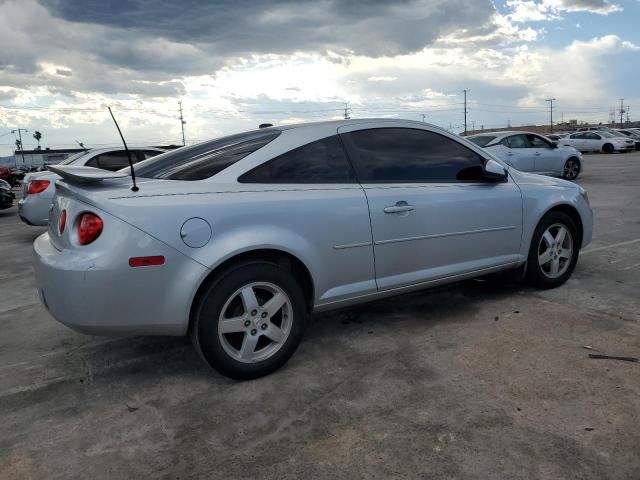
[33,119,593,379]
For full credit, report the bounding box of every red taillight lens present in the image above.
[77,212,103,245]
[58,209,67,234]
[129,256,165,268]
[27,180,50,194]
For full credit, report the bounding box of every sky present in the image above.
[0,0,639,155]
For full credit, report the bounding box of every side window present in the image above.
[570,133,583,139]
[503,134,529,149]
[527,135,551,149]
[89,151,130,171]
[346,128,485,183]
[140,150,162,160]
[588,133,601,140]
[239,135,356,184]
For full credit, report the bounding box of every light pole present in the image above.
[545,98,556,133]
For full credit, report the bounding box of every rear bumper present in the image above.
[33,232,209,336]
[18,195,51,226]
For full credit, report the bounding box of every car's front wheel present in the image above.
[192,261,307,380]
[562,157,580,180]
[602,143,614,154]
[527,211,579,289]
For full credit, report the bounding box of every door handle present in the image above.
[384,201,414,214]
[507,152,513,156]
[535,152,541,156]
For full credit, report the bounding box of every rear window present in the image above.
[134,129,281,180]
[467,136,497,147]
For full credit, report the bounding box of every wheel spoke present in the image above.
[219,315,247,334]
[263,292,286,317]
[264,324,286,344]
[555,227,567,246]
[558,248,572,259]
[550,258,560,275]
[542,231,555,248]
[239,334,259,360]
[538,250,552,266]
[240,287,259,312]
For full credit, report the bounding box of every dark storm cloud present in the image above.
[40,0,496,62]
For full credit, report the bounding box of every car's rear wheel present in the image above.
[527,212,579,289]
[191,261,307,380]
[562,157,580,180]
[602,143,614,154]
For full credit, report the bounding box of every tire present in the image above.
[602,143,614,154]
[526,211,580,289]
[191,261,307,380]
[562,157,581,180]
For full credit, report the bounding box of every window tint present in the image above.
[134,130,280,180]
[140,150,162,160]
[503,135,529,148]
[347,128,485,183]
[527,135,551,149]
[239,135,356,184]
[467,135,497,147]
[586,133,601,140]
[94,151,132,171]
[570,133,583,139]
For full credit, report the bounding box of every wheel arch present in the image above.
[539,203,584,248]
[188,248,315,334]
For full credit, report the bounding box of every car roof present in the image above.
[467,131,540,139]
[271,118,435,132]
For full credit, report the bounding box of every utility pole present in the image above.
[178,101,186,146]
[619,99,625,128]
[545,98,556,133]
[343,102,350,120]
[421,113,426,123]
[463,89,468,135]
[11,128,27,165]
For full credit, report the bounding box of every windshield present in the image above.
[133,129,281,180]
[467,135,497,147]
[599,131,621,138]
[58,151,90,165]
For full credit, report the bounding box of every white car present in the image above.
[467,131,583,180]
[19,147,165,226]
[559,131,635,154]
[613,129,640,151]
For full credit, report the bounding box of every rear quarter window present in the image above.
[134,130,281,180]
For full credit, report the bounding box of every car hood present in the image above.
[511,169,579,189]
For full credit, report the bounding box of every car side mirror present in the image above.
[483,159,508,181]
[551,142,558,149]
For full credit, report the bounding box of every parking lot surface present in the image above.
[1,153,639,479]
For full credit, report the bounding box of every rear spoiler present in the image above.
[48,165,129,185]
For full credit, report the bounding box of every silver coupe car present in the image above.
[33,119,593,379]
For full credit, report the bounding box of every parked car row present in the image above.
[466,131,583,180]
[19,146,165,226]
[558,130,636,153]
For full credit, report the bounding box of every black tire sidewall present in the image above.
[194,261,307,380]
[527,211,579,289]
[603,143,614,154]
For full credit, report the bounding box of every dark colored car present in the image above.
[0,179,15,209]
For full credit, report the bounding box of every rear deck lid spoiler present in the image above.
[48,165,129,184]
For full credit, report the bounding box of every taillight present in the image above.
[77,212,103,245]
[27,180,50,194]
[59,209,67,234]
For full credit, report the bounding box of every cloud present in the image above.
[505,0,622,22]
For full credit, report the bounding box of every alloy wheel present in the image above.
[563,159,579,180]
[217,282,293,363]
[537,223,574,279]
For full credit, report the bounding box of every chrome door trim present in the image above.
[333,241,373,250]
[375,225,517,246]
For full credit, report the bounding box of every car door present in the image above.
[500,134,536,172]
[527,134,561,174]
[339,124,523,291]
[583,132,602,151]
